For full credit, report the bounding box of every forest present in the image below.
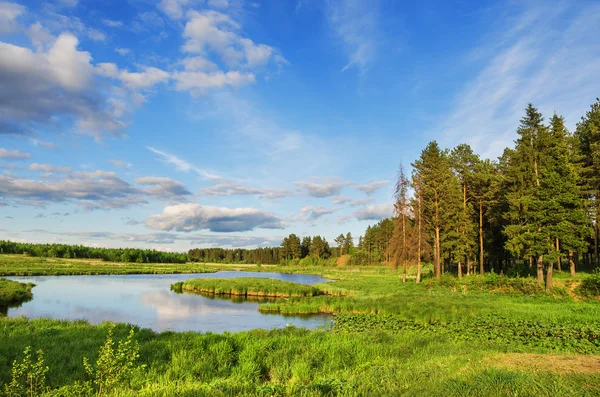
[1,100,599,289]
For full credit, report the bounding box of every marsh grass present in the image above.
[0,278,34,306]
[173,278,325,298]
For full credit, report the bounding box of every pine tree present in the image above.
[450,144,479,277]
[471,159,498,274]
[334,234,345,256]
[503,104,550,283]
[389,164,411,280]
[544,114,590,281]
[575,98,600,268]
[344,232,354,255]
[412,141,457,278]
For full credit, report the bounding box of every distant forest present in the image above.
[1,99,599,289]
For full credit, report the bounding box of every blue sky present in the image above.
[1,0,599,251]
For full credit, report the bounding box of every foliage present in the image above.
[3,346,48,397]
[576,269,600,298]
[83,326,142,396]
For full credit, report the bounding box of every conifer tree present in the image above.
[450,144,479,277]
[575,99,600,267]
[503,104,550,283]
[412,141,457,278]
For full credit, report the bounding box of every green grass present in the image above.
[1,255,600,395]
[0,255,218,276]
[0,278,34,306]
[172,278,326,298]
[1,318,599,396]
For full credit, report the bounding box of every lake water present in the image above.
[6,271,332,333]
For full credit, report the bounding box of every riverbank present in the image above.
[2,255,600,395]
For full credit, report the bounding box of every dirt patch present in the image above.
[488,353,600,374]
[336,255,351,267]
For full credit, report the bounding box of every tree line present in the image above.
[0,241,188,263]
[385,100,600,290]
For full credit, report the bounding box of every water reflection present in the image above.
[6,272,331,333]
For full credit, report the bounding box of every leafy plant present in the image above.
[3,346,48,397]
[83,325,143,396]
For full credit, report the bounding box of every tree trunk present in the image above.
[458,261,462,279]
[529,256,533,269]
[466,257,471,276]
[569,250,575,277]
[556,238,561,272]
[416,187,422,283]
[537,255,544,283]
[434,227,441,278]
[479,201,484,275]
[545,259,553,291]
[595,223,599,267]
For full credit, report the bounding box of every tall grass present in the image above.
[173,278,325,298]
[1,318,598,396]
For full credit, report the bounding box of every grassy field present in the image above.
[173,278,325,298]
[1,255,600,396]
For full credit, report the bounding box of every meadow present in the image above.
[1,255,600,396]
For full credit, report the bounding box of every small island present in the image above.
[172,278,325,298]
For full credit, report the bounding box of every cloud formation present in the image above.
[199,182,292,200]
[145,203,285,232]
[295,177,353,198]
[0,172,191,209]
[355,180,388,195]
[355,203,394,221]
[0,148,30,160]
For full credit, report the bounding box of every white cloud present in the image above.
[147,146,222,181]
[103,19,123,28]
[332,196,352,205]
[350,197,375,207]
[87,28,105,42]
[0,32,125,138]
[298,205,342,221]
[208,0,229,9]
[355,203,393,221]
[109,159,130,169]
[146,203,285,232]
[0,148,30,160]
[180,56,218,72]
[172,70,255,91]
[0,1,25,34]
[438,2,600,159]
[328,0,380,73]
[115,47,130,56]
[134,176,192,199]
[355,180,388,195]
[158,0,189,19]
[28,163,72,173]
[200,182,292,199]
[119,67,170,90]
[181,10,282,70]
[295,177,354,197]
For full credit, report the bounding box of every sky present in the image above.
[1,0,599,252]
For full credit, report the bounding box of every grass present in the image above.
[172,278,326,298]
[1,255,600,395]
[0,255,218,276]
[0,318,599,396]
[0,278,34,306]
